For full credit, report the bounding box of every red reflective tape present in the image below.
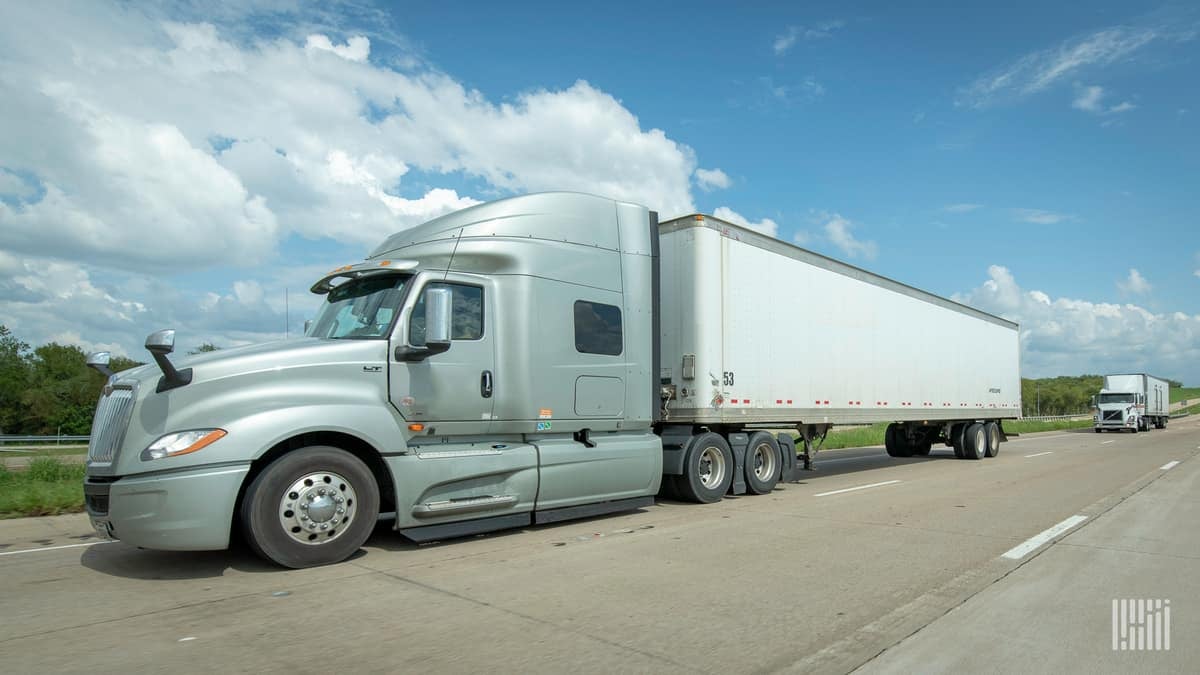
[823,400,829,405]
[786,399,793,404]
[776,399,783,404]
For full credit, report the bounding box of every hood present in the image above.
[114,338,386,389]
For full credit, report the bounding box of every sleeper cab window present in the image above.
[574,300,622,356]
[409,283,484,345]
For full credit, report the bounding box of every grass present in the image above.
[1171,387,1200,404]
[0,458,87,519]
[0,447,88,458]
[1175,401,1200,416]
[1002,418,1093,434]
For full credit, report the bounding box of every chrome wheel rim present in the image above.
[751,442,777,482]
[278,471,358,545]
[698,445,726,489]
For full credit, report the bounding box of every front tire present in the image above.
[241,446,380,568]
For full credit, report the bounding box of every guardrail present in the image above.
[0,434,90,445]
[1018,414,1092,422]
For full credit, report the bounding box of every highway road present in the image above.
[1,420,1197,674]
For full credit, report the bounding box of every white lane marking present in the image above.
[1002,515,1088,560]
[814,480,901,497]
[1101,440,1115,445]
[1161,461,1180,471]
[1024,451,1053,458]
[0,541,115,557]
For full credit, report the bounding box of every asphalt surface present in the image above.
[1,420,1197,674]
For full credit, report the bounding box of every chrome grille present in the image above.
[87,385,135,464]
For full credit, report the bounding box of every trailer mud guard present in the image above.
[727,432,748,495]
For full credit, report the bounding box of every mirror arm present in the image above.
[394,340,450,362]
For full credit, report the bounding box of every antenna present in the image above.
[285,287,289,339]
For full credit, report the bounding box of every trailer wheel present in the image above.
[950,424,966,459]
[1094,428,1102,433]
[744,432,781,495]
[962,424,985,460]
[240,446,380,568]
[913,434,933,456]
[885,424,913,457]
[984,422,1001,457]
[676,433,734,504]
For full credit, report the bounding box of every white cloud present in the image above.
[943,203,982,213]
[955,265,1200,383]
[695,168,731,191]
[0,3,711,358]
[1072,84,1137,115]
[773,21,844,55]
[819,212,877,260]
[1072,85,1105,112]
[304,34,370,62]
[1013,208,1074,225]
[958,26,1157,107]
[1117,268,1152,295]
[713,206,779,238]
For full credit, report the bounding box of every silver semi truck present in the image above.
[83,192,1021,567]
[1093,373,1170,432]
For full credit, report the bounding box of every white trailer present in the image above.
[657,213,1021,466]
[1094,373,1170,432]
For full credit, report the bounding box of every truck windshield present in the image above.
[308,274,410,339]
[1099,393,1135,404]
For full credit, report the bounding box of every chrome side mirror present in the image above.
[425,287,453,346]
[144,328,192,392]
[86,351,113,378]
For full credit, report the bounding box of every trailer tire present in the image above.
[950,423,966,459]
[913,434,933,456]
[984,422,1001,457]
[962,423,985,460]
[240,446,379,569]
[1095,428,1102,433]
[744,432,781,495]
[885,424,913,457]
[676,433,734,504]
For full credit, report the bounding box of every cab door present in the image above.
[389,275,495,434]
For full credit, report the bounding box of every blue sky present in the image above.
[1,1,1198,383]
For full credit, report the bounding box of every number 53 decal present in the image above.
[723,371,735,386]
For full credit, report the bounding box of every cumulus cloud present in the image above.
[0,3,712,357]
[958,26,1158,107]
[713,206,779,238]
[695,168,731,191]
[1117,268,1152,295]
[955,265,1200,383]
[818,212,877,259]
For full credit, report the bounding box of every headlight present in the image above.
[142,429,227,461]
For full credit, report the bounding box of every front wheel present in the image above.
[241,446,380,568]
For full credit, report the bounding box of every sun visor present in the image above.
[310,259,419,294]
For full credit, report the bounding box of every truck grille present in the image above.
[87,385,135,463]
[1102,410,1123,422]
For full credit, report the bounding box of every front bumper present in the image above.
[85,463,251,551]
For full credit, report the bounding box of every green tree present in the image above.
[189,342,220,354]
[0,325,32,434]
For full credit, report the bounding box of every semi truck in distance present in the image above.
[1093,373,1170,432]
[83,192,1021,568]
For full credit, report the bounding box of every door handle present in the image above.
[481,370,493,398]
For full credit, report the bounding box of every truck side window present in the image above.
[410,283,484,345]
[574,300,622,355]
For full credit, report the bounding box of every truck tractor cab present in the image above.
[1093,390,1142,433]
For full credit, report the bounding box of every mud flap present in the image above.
[778,433,803,482]
[728,432,748,495]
